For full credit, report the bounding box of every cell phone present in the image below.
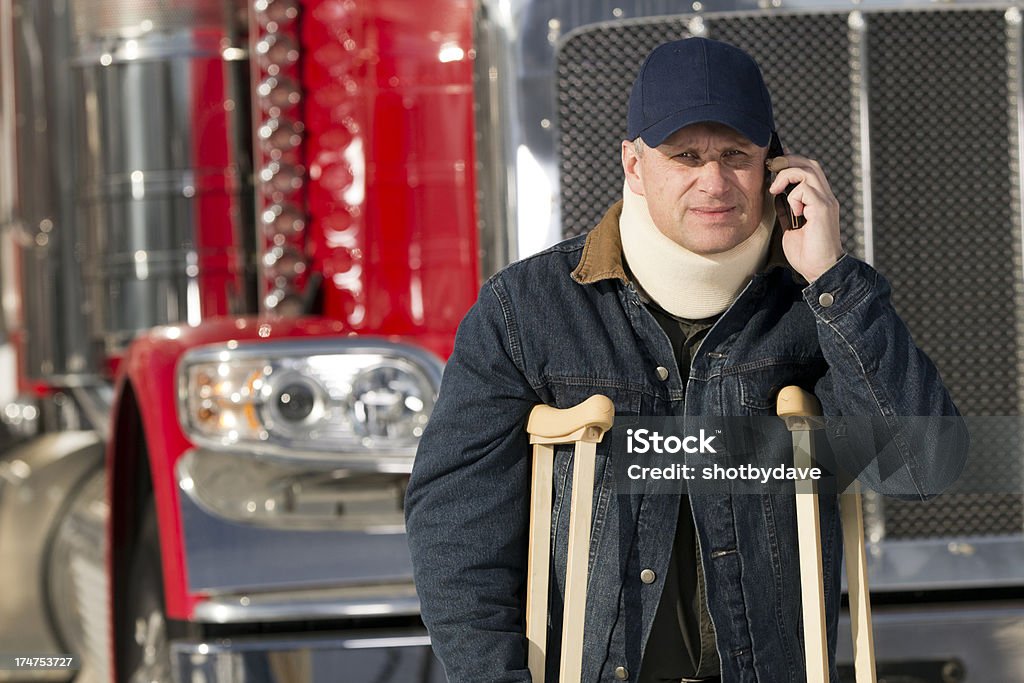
[767,133,806,231]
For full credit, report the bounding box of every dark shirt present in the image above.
[636,292,721,681]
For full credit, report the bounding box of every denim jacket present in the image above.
[405,203,968,683]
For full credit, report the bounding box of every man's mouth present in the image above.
[691,206,735,215]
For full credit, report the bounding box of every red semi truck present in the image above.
[2,1,476,681]
[2,1,1024,682]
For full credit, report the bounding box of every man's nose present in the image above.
[696,161,730,195]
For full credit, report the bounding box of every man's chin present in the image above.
[678,233,749,256]
[673,222,761,255]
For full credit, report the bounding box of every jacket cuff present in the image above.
[801,253,877,322]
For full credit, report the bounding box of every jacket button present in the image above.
[614,666,629,680]
[655,366,669,381]
[640,568,656,584]
[818,292,835,307]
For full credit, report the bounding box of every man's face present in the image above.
[622,121,768,255]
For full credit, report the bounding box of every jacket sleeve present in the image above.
[806,254,969,500]
[405,276,539,682]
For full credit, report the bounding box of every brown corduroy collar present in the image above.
[569,200,801,286]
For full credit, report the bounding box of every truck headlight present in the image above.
[177,340,442,460]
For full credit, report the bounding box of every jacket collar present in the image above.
[570,200,800,286]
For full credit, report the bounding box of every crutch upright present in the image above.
[525,395,614,683]
[778,386,877,683]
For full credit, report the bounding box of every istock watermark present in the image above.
[610,415,982,497]
[625,462,822,483]
[626,428,718,454]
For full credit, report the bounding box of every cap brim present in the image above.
[638,104,772,148]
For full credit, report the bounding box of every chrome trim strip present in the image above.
[177,463,416,593]
[187,440,416,471]
[836,604,1024,680]
[179,337,444,379]
[192,583,421,624]
[336,636,432,649]
[1008,7,1024,423]
[177,450,411,529]
[182,444,417,470]
[67,0,227,41]
[171,631,444,683]
[850,10,874,265]
[863,535,1024,592]
[70,31,224,64]
[0,0,12,347]
[0,0,17,234]
[473,3,519,277]
[177,634,434,654]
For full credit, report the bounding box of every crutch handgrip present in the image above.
[527,395,614,444]
[777,385,825,431]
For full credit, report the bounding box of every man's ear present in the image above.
[621,139,646,196]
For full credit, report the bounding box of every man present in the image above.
[406,37,967,682]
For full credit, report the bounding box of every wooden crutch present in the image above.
[525,395,615,683]
[777,386,877,683]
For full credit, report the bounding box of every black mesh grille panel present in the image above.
[556,19,692,237]
[555,9,1024,540]
[705,14,857,256]
[866,9,1023,538]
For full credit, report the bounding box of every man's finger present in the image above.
[767,154,824,175]
[766,154,814,172]
[766,156,790,172]
[768,168,817,194]
[786,187,806,217]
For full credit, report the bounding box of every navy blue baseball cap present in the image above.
[627,37,775,148]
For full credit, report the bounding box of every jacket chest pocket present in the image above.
[737,359,827,413]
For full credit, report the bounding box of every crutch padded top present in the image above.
[776,385,823,419]
[527,395,614,441]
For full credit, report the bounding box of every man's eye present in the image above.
[724,150,747,157]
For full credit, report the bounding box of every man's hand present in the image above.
[766,154,845,283]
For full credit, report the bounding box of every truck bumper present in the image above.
[837,602,1024,681]
[171,630,445,683]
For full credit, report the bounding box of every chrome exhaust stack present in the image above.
[3,0,93,383]
[3,0,256,385]
[68,0,256,355]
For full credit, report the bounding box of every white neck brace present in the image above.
[619,180,774,319]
